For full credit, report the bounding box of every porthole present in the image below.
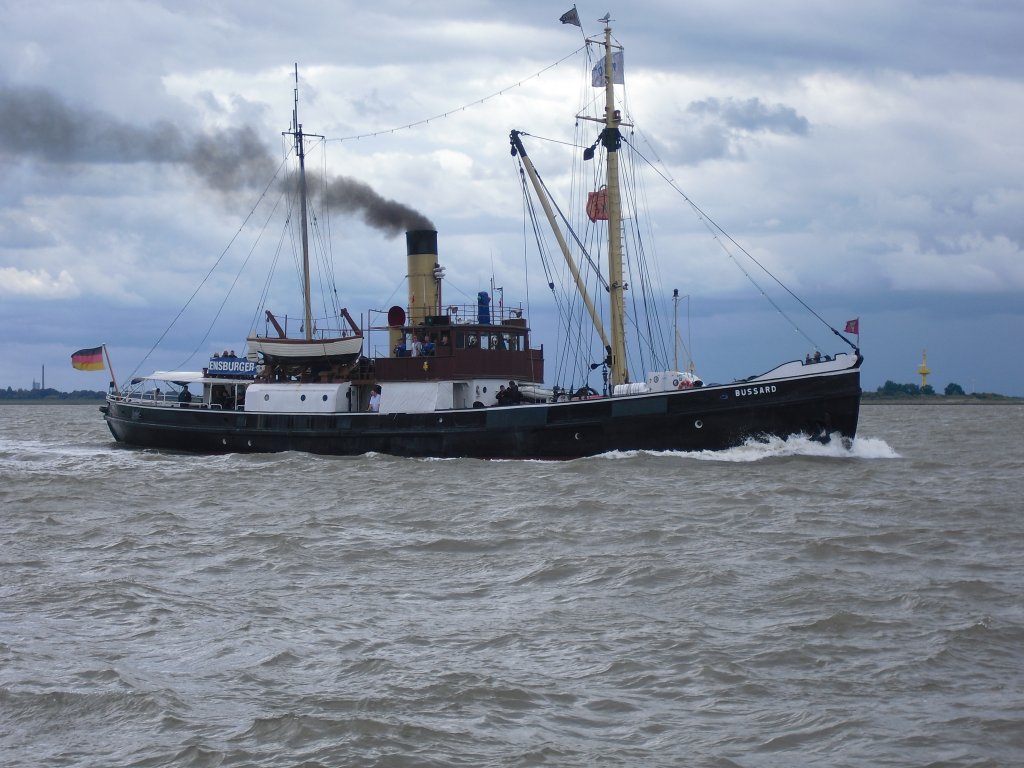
[300,394,306,402]
[694,420,703,429]
[322,395,328,401]
[264,394,270,401]
[222,437,228,445]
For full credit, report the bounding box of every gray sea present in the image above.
[1,402,1022,767]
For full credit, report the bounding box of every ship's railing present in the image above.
[430,302,527,326]
[109,392,238,411]
[368,302,527,331]
[250,313,353,339]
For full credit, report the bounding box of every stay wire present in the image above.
[518,159,586,385]
[328,47,586,143]
[621,135,857,352]
[175,183,288,369]
[127,153,290,384]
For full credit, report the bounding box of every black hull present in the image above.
[103,368,861,459]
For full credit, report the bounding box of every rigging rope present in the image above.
[127,153,290,384]
[327,47,586,144]
[621,135,858,353]
[131,49,597,384]
[250,207,293,336]
[518,155,610,389]
[176,185,289,369]
[518,160,584,386]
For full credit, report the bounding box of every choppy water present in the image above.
[1,402,1022,767]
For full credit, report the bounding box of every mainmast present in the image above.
[600,20,628,386]
[288,64,313,341]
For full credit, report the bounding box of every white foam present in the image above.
[595,433,899,462]
[847,436,901,459]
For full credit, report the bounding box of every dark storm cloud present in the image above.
[687,97,809,136]
[668,97,810,165]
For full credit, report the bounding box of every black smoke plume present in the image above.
[0,84,433,234]
[318,175,433,235]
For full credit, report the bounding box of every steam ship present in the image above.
[102,21,862,459]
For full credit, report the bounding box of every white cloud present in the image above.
[0,266,78,298]
[2,1,1023,394]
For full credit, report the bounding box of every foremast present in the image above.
[246,67,363,371]
[285,64,320,342]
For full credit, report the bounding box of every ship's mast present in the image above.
[289,64,313,341]
[601,21,628,386]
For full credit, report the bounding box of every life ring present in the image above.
[677,379,693,390]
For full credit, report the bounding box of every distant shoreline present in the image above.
[862,395,1022,405]
[0,399,106,405]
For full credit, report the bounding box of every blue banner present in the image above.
[207,356,258,378]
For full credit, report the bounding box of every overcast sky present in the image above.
[2,0,1022,395]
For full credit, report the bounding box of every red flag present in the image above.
[844,318,859,335]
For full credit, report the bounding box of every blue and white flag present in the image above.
[591,51,625,86]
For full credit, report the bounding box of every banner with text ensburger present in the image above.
[207,356,258,378]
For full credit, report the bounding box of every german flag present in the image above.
[71,346,105,371]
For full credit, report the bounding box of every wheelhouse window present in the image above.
[452,329,525,351]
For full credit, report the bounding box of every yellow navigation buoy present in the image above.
[917,350,932,388]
